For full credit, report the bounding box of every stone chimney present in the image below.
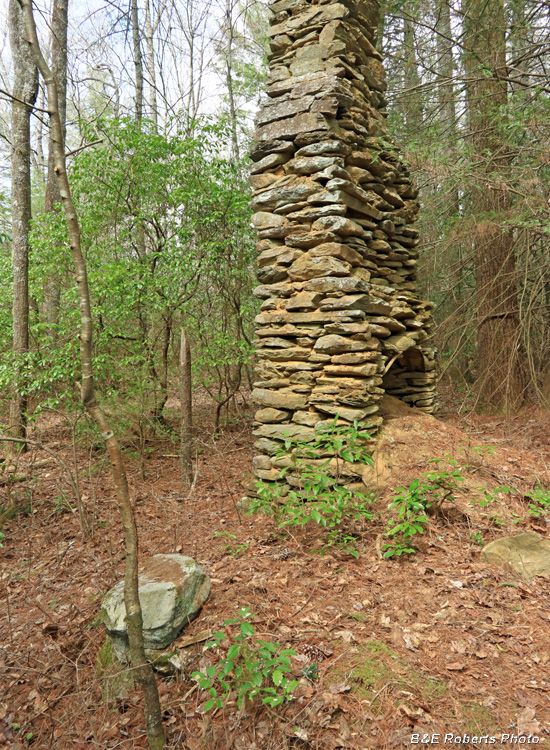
[249,0,437,491]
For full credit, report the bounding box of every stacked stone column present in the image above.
[250,0,437,491]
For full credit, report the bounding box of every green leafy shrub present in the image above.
[383,479,430,558]
[475,485,512,508]
[383,457,465,558]
[249,419,375,557]
[192,607,298,711]
[525,487,550,518]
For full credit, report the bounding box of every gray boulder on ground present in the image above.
[481,532,550,580]
[100,554,210,657]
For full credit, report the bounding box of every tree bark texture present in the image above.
[144,0,158,128]
[43,0,68,339]
[19,1,165,746]
[8,0,38,447]
[403,15,422,131]
[179,329,193,490]
[463,0,525,413]
[131,0,144,123]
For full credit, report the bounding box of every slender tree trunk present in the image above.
[180,329,193,490]
[224,0,239,162]
[463,0,525,413]
[8,0,38,449]
[144,0,158,128]
[43,0,68,340]
[403,14,422,131]
[131,0,144,122]
[436,1,456,149]
[19,2,165,747]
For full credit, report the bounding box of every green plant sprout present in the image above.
[525,487,550,518]
[213,530,250,557]
[475,485,512,508]
[191,607,298,711]
[249,419,375,558]
[383,458,465,558]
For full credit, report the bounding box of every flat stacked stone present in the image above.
[250,0,437,493]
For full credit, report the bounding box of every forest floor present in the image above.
[1,391,550,750]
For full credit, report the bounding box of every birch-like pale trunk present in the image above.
[144,0,158,128]
[8,0,38,450]
[18,1,165,746]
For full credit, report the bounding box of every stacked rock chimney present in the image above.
[249,0,437,491]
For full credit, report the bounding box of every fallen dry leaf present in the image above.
[338,713,351,741]
[334,629,355,643]
[517,707,540,736]
[515,690,537,709]
[446,661,466,671]
[329,683,351,694]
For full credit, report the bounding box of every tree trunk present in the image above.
[144,0,158,128]
[403,15,422,131]
[463,0,525,413]
[224,0,239,162]
[131,0,144,123]
[43,0,68,340]
[19,2,165,747]
[8,0,38,449]
[436,0,456,147]
[180,329,193,491]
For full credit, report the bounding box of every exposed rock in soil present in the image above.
[481,532,550,580]
[99,554,210,657]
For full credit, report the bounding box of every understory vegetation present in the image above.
[2,0,550,747]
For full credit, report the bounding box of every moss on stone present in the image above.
[95,638,134,705]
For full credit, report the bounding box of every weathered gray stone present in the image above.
[250,138,295,162]
[257,265,288,284]
[319,294,372,312]
[331,351,380,364]
[253,454,274,470]
[383,334,416,352]
[249,173,279,190]
[285,155,343,175]
[312,216,365,236]
[256,309,366,326]
[252,179,322,212]
[253,281,295,299]
[258,248,302,268]
[256,112,329,142]
[255,408,290,424]
[285,291,323,310]
[309,242,363,266]
[256,96,315,127]
[251,212,287,231]
[256,336,298,348]
[288,254,352,281]
[481,533,550,580]
[292,410,322,426]
[295,140,350,157]
[253,423,316,441]
[285,204,347,220]
[324,363,378,378]
[251,152,291,174]
[303,276,369,294]
[314,335,372,354]
[100,555,210,656]
[258,346,312,361]
[252,388,308,410]
[315,403,378,422]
